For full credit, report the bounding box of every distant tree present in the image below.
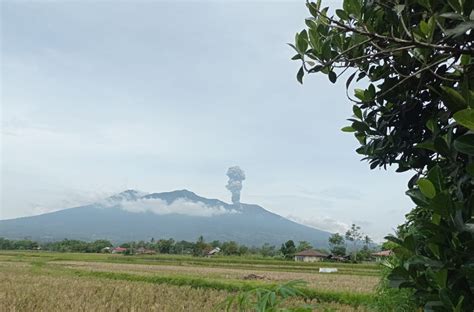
[157,239,174,254]
[119,242,131,249]
[0,238,12,250]
[259,243,277,257]
[345,224,362,261]
[328,233,346,256]
[238,245,249,256]
[280,240,296,260]
[357,245,372,261]
[87,240,112,253]
[174,240,195,254]
[12,239,38,250]
[210,240,221,248]
[193,236,210,257]
[221,241,240,255]
[363,235,372,247]
[296,241,312,252]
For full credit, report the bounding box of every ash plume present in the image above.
[226,166,245,205]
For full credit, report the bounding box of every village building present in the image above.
[206,247,221,257]
[294,249,328,262]
[371,250,393,262]
[136,247,156,255]
[111,247,128,254]
[101,246,112,253]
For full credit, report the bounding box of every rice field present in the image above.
[0,251,381,311]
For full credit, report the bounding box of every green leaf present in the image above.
[335,9,349,20]
[431,213,441,225]
[431,193,451,217]
[354,89,365,101]
[426,119,436,133]
[296,66,304,84]
[352,105,362,119]
[351,121,369,132]
[447,0,462,13]
[445,21,474,38]
[296,30,308,53]
[393,4,405,15]
[427,166,443,192]
[307,1,320,18]
[440,86,468,113]
[406,189,429,206]
[466,163,474,177]
[453,109,474,130]
[343,0,361,18]
[341,126,356,132]
[328,71,337,83]
[433,269,448,289]
[434,137,451,157]
[417,178,436,199]
[417,0,431,10]
[454,296,465,312]
[439,12,464,20]
[416,141,436,151]
[439,288,454,308]
[453,134,474,155]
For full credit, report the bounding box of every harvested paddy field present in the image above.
[56,260,378,293]
[0,251,380,311]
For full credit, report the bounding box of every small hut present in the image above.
[371,250,393,262]
[294,249,328,262]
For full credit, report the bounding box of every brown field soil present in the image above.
[55,260,379,293]
[0,262,368,312]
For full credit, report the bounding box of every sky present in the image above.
[1,0,414,242]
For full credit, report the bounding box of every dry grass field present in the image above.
[0,252,379,311]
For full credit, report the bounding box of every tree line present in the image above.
[1,222,380,262]
[0,236,280,257]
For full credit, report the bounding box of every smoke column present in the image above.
[226,166,245,205]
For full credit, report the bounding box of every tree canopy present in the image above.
[292,0,474,310]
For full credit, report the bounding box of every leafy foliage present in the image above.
[345,224,363,261]
[280,240,297,260]
[328,233,346,256]
[219,280,314,312]
[291,0,474,310]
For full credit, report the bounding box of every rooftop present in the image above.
[294,249,328,257]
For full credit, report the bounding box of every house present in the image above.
[136,247,156,255]
[206,247,221,257]
[101,246,112,253]
[372,250,393,262]
[294,249,328,262]
[112,247,128,254]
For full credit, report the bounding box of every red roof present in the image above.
[294,249,328,257]
[113,247,127,252]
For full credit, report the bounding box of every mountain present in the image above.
[0,190,332,247]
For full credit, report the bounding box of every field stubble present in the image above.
[0,263,367,312]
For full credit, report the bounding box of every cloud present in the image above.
[119,198,239,217]
[319,186,363,201]
[287,214,350,234]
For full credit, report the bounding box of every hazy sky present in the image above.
[1,0,413,241]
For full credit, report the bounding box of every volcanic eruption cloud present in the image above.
[226,166,245,205]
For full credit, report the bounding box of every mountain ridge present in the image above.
[0,190,332,247]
